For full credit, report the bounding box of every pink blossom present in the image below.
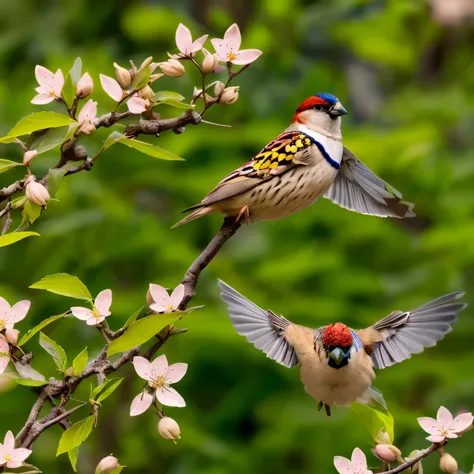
[130,390,154,416]
[0,431,32,469]
[334,448,373,474]
[31,65,64,104]
[0,335,9,375]
[23,150,38,167]
[173,23,208,58]
[127,95,149,114]
[76,72,94,98]
[77,99,97,135]
[418,406,474,443]
[71,290,112,326]
[100,74,123,102]
[0,298,30,331]
[4,329,19,346]
[132,354,187,408]
[211,24,262,65]
[148,284,184,313]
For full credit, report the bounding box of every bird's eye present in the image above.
[313,105,322,111]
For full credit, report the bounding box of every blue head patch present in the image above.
[315,93,339,105]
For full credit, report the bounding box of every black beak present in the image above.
[329,101,348,117]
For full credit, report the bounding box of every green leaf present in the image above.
[0,112,76,140]
[351,402,394,444]
[132,66,151,89]
[30,273,92,300]
[96,377,124,403]
[72,347,88,376]
[121,306,144,331]
[48,163,76,198]
[27,126,69,154]
[21,201,42,226]
[91,376,121,399]
[0,159,22,174]
[103,131,125,151]
[154,91,185,102]
[18,314,65,346]
[0,232,39,248]
[116,137,184,161]
[14,378,49,387]
[107,313,180,356]
[156,98,194,109]
[68,447,79,472]
[11,196,27,210]
[61,58,82,108]
[56,415,95,456]
[39,332,68,371]
[69,57,83,84]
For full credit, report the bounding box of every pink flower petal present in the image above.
[156,386,185,407]
[6,461,23,469]
[53,69,64,96]
[175,23,193,54]
[223,23,241,51]
[191,34,209,53]
[35,65,54,88]
[71,306,94,321]
[417,417,440,435]
[451,413,474,433]
[426,434,445,443]
[10,300,31,324]
[132,356,155,381]
[351,448,368,469]
[214,65,226,73]
[0,297,11,319]
[78,99,98,124]
[127,96,148,114]
[31,94,55,105]
[165,362,187,384]
[0,334,8,351]
[437,406,453,427]
[100,74,123,102]
[149,284,170,307]
[0,356,9,375]
[170,284,184,309]
[150,354,168,376]
[130,391,153,416]
[445,432,459,439]
[334,456,353,474]
[149,303,171,313]
[3,431,14,452]
[86,315,104,326]
[232,49,263,65]
[95,289,112,315]
[210,38,231,62]
[9,447,31,463]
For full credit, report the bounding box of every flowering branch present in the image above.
[379,442,442,474]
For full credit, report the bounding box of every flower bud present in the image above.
[5,329,19,346]
[219,86,239,105]
[201,48,218,74]
[213,81,225,97]
[76,73,94,98]
[25,178,50,207]
[23,150,38,167]
[158,59,185,77]
[114,62,132,89]
[373,444,401,463]
[158,416,181,441]
[138,85,155,101]
[440,453,458,474]
[139,56,153,71]
[150,73,164,84]
[95,455,120,474]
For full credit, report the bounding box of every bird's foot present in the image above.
[236,205,252,224]
[317,401,323,411]
[317,401,331,416]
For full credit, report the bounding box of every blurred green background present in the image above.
[1,0,474,472]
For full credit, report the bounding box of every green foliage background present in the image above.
[1,0,474,472]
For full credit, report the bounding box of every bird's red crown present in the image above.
[322,323,353,348]
[292,96,329,123]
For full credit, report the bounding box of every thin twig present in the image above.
[380,442,444,474]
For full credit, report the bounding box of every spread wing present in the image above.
[366,292,466,369]
[218,280,298,368]
[323,147,415,218]
[183,132,315,212]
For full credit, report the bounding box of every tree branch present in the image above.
[380,442,444,474]
[179,216,241,309]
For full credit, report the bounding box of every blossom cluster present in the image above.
[334,406,474,474]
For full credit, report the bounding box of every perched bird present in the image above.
[218,280,466,415]
[174,93,415,227]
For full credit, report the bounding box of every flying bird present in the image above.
[218,280,466,415]
[174,93,415,227]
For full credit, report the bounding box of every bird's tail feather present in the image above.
[172,206,212,228]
